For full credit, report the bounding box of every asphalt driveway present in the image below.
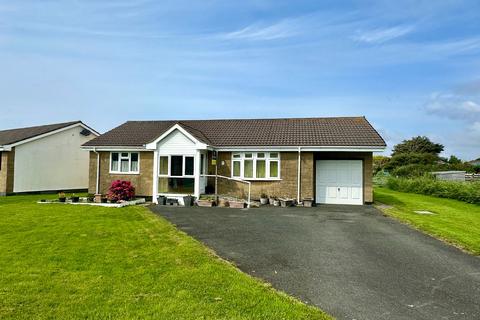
[150,204,480,320]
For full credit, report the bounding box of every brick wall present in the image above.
[0,149,15,195]
[89,151,153,196]
[212,151,314,200]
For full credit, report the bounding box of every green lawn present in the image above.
[374,187,480,255]
[0,195,330,320]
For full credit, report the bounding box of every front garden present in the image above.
[0,194,329,319]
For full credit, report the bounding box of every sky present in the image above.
[0,0,480,159]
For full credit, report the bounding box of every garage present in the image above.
[315,160,363,205]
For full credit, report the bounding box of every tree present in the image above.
[448,155,462,165]
[373,155,390,174]
[392,136,444,156]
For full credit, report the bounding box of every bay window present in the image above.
[231,152,280,180]
[110,152,140,174]
[158,154,196,194]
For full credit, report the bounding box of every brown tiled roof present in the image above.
[83,117,386,148]
[0,121,82,146]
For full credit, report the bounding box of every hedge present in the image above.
[385,176,480,205]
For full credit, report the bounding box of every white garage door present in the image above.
[315,160,363,205]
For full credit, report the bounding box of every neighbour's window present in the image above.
[110,152,140,174]
[231,152,280,180]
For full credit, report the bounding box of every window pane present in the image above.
[270,152,279,159]
[120,159,129,172]
[269,161,279,178]
[257,152,265,158]
[159,156,168,175]
[244,160,253,178]
[233,161,241,177]
[111,153,119,171]
[185,156,194,176]
[171,156,183,176]
[244,153,253,158]
[121,152,129,158]
[233,153,241,159]
[158,177,194,194]
[256,160,266,178]
[130,153,139,172]
[200,154,205,175]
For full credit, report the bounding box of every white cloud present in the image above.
[221,17,306,41]
[352,25,415,44]
[425,93,480,121]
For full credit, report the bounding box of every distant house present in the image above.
[0,121,99,195]
[82,117,386,205]
[469,158,480,166]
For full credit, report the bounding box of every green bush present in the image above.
[385,176,480,205]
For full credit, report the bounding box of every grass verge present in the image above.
[374,187,480,255]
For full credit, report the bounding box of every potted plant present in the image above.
[229,198,245,209]
[58,192,66,203]
[273,198,280,206]
[87,194,95,202]
[268,196,276,205]
[101,197,108,203]
[197,195,216,207]
[279,197,295,207]
[303,197,314,207]
[71,194,80,203]
[183,195,194,207]
[260,193,269,205]
[157,195,166,205]
[218,197,229,207]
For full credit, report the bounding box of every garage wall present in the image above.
[13,126,95,193]
[314,152,373,203]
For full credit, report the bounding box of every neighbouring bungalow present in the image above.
[81,117,386,205]
[0,121,99,196]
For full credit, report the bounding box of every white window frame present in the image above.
[231,152,281,180]
[158,154,195,178]
[110,152,140,174]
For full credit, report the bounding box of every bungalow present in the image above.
[0,121,99,195]
[82,117,386,205]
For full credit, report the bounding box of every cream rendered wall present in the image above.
[13,126,95,192]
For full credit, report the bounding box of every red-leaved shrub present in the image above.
[107,180,135,202]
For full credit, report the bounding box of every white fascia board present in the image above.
[145,123,209,150]
[8,122,99,148]
[0,147,4,151]
[215,146,386,152]
[81,146,147,151]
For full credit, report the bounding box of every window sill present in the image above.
[233,177,282,181]
[109,172,140,175]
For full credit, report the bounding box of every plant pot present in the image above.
[157,195,166,205]
[197,199,215,207]
[279,198,294,208]
[59,197,66,203]
[268,198,275,205]
[183,196,193,207]
[110,199,117,204]
[229,200,245,209]
[260,198,269,205]
[218,198,229,207]
[101,198,108,203]
[71,196,80,203]
[303,198,314,207]
[273,200,280,206]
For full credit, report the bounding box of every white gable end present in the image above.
[157,129,196,154]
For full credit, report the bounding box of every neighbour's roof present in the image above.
[0,121,82,146]
[83,117,386,148]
